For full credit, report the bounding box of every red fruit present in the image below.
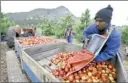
[98,64,102,68]
[109,76,114,82]
[79,73,84,77]
[112,73,117,79]
[88,66,93,71]
[78,70,82,74]
[87,78,93,82]
[52,70,59,76]
[101,76,108,82]
[102,64,107,69]
[68,74,74,82]
[92,78,98,82]
[70,68,73,72]
[108,69,112,73]
[97,72,101,78]
[81,76,86,80]
[112,67,116,72]
[59,70,65,77]
[75,75,80,80]
[79,79,85,82]
[65,80,70,82]
[97,67,102,71]
[67,64,71,68]
[92,71,98,76]
[75,80,80,82]
[102,70,106,74]
[108,65,113,70]
[88,72,92,77]
[64,67,69,72]
[92,67,97,71]
[74,73,78,76]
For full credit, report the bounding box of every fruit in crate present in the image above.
[18,37,57,46]
[50,53,117,83]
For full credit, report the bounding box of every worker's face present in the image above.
[95,18,107,31]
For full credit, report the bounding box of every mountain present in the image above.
[5,6,78,27]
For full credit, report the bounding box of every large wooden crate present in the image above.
[14,36,61,58]
[22,42,128,82]
[14,36,63,73]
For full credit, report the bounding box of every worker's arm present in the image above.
[83,24,98,41]
[94,30,121,62]
[82,24,97,48]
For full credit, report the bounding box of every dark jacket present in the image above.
[6,27,18,48]
[83,24,121,62]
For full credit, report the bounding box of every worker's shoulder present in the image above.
[111,26,121,37]
[7,27,15,34]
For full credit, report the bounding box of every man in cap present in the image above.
[82,5,121,62]
[6,25,21,48]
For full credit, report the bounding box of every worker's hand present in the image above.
[82,38,89,49]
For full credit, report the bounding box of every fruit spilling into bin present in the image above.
[18,37,57,46]
[49,50,117,82]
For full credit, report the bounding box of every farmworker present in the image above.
[82,5,121,62]
[65,25,73,43]
[22,28,33,37]
[27,28,35,36]
[6,25,21,48]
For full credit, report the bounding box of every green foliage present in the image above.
[55,13,75,38]
[121,26,128,44]
[75,28,82,43]
[36,9,92,43]
[75,8,91,42]
[80,9,91,28]
[37,19,55,36]
[37,13,75,39]
[0,13,15,35]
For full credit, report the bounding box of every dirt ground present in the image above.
[0,42,9,82]
[0,41,128,82]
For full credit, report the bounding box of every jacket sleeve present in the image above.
[82,25,96,43]
[83,24,97,39]
[83,27,92,39]
[6,28,16,45]
[94,31,121,62]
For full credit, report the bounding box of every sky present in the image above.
[1,1,128,26]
